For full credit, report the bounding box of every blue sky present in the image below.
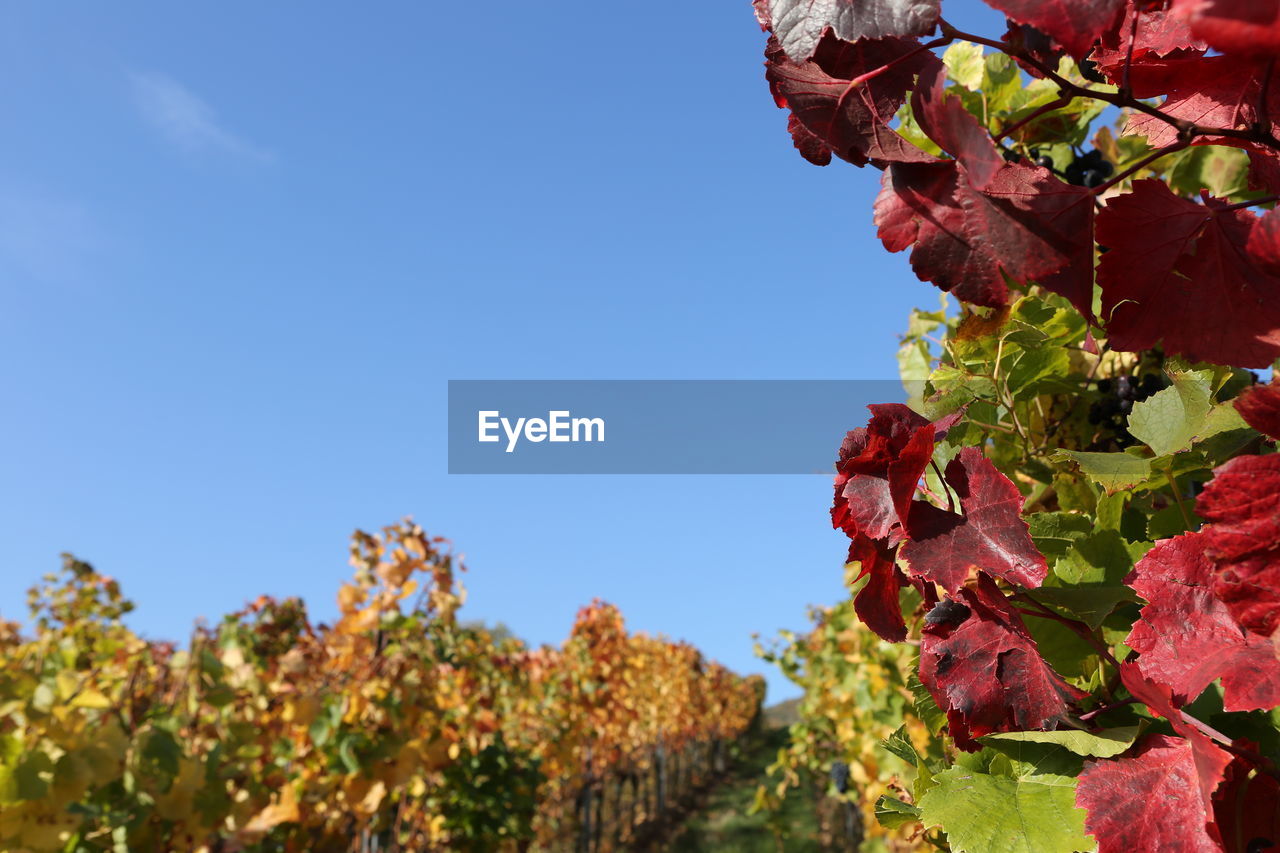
[0,1,1006,700]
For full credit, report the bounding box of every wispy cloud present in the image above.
[129,72,272,162]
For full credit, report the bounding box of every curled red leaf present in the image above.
[900,447,1049,592]
[847,533,909,643]
[832,404,958,541]
[764,33,939,167]
[1235,381,1280,441]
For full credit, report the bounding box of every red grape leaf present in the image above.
[1120,662,1236,803]
[912,62,1003,190]
[1198,454,1280,638]
[901,447,1049,592]
[764,33,939,166]
[756,0,942,61]
[981,0,1127,57]
[1235,381,1280,441]
[1076,733,1231,853]
[832,403,959,540]
[1124,532,1280,711]
[875,160,1095,312]
[848,533,908,642]
[1214,756,1280,853]
[1250,149,1280,194]
[919,574,1085,750]
[875,161,1010,306]
[1171,0,1280,56]
[1250,209,1280,277]
[1096,179,1280,368]
[1124,52,1279,148]
[1092,5,1205,81]
[1003,22,1067,79]
[785,114,833,166]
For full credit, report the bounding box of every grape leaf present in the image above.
[1170,0,1280,56]
[1030,585,1137,630]
[875,795,922,829]
[1076,734,1230,853]
[1127,369,1214,456]
[1092,5,1204,84]
[1096,180,1280,368]
[912,62,1004,190]
[982,727,1140,759]
[875,161,1012,306]
[876,159,1095,312]
[918,764,1091,853]
[1054,450,1153,495]
[764,33,939,166]
[1198,454,1280,638]
[902,448,1050,591]
[919,575,1085,749]
[1124,51,1280,150]
[1234,380,1280,440]
[847,533,909,642]
[755,0,942,62]
[1247,207,1280,277]
[1124,532,1280,711]
[833,403,957,540]
[1213,756,1280,853]
[983,0,1127,57]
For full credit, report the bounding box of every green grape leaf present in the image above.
[982,727,1140,759]
[918,765,1091,853]
[909,669,948,736]
[882,725,920,765]
[1027,512,1094,559]
[1055,530,1152,585]
[943,41,985,90]
[876,795,922,829]
[1055,450,1154,494]
[1030,585,1138,630]
[1128,369,1215,456]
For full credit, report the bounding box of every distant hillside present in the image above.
[763,696,800,728]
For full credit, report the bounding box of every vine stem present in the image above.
[1221,194,1280,211]
[1078,699,1138,723]
[1165,465,1194,529]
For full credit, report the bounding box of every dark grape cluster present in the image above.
[1088,374,1167,448]
[1065,150,1115,188]
[830,760,851,794]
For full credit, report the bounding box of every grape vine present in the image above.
[0,521,762,851]
[754,0,1280,849]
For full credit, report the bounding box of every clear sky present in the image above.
[0,1,1007,700]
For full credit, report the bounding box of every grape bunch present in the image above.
[1065,149,1115,188]
[1088,374,1167,448]
[830,760,851,794]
